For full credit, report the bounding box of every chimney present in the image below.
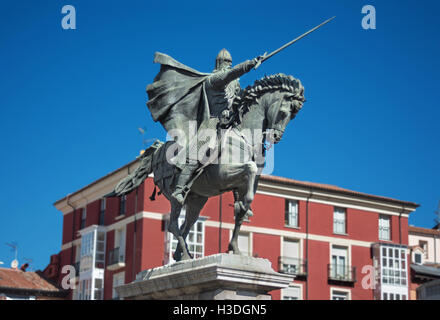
[20,263,29,272]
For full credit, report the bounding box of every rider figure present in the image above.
[171,49,262,205]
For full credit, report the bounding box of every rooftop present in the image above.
[54,157,419,209]
[409,226,440,237]
[0,267,66,296]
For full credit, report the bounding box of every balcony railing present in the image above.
[328,264,356,283]
[278,257,307,276]
[107,247,125,269]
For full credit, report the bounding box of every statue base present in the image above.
[115,253,294,300]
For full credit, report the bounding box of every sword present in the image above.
[254,16,336,69]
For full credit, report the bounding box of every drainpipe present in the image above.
[305,188,313,300]
[399,206,404,245]
[67,194,76,267]
[132,187,138,281]
[219,194,223,253]
[434,234,437,265]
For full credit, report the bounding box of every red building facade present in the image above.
[53,159,418,300]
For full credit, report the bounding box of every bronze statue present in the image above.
[108,18,334,262]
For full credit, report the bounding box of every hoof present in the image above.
[173,250,182,262]
[181,252,193,261]
[228,243,241,255]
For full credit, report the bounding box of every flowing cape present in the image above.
[146,52,211,132]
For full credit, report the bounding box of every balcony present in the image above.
[107,247,125,270]
[328,264,356,283]
[278,257,308,277]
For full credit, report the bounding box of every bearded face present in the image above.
[217,58,232,70]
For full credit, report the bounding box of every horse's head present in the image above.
[263,74,305,144]
[230,74,305,143]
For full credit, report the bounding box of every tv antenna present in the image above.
[435,200,440,228]
[138,126,156,150]
[5,242,18,261]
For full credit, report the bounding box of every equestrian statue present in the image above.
[107,17,334,262]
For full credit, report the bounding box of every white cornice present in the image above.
[54,161,417,219]
[256,182,416,217]
[55,161,142,215]
[61,210,384,251]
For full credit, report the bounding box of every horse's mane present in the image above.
[227,73,306,127]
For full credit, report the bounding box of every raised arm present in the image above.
[208,58,258,89]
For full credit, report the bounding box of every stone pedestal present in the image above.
[115,253,294,300]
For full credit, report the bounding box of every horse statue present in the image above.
[108,73,305,262]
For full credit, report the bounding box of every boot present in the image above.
[172,164,198,205]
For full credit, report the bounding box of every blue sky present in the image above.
[0,0,439,270]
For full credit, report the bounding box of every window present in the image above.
[94,278,103,300]
[79,278,92,300]
[112,272,125,300]
[119,195,126,216]
[95,231,106,268]
[285,200,298,228]
[80,232,94,273]
[330,246,349,280]
[114,227,126,263]
[282,285,302,300]
[99,198,106,226]
[414,253,422,264]
[381,246,407,286]
[80,207,87,229]
[332,290,349,300]
[382,292,406,300]
[74,244,81,276]
[281,239,301,274]
[379,215,391,241]
[333,207,346,234]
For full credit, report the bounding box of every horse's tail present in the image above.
[105,140,164,198]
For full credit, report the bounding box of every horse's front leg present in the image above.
[173,195,208,261]
[168,200,191,262]
[228,161,258,255]
[228,199,248,254]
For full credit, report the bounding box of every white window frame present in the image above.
[414,252,422,265]
[282,284,303,300]
[333,207,346,235]
[382,291,407,300]
[330,245,350,280]
[380,245,407,288]
[285,200,299,228]
[280,237,301,275]
[331,288,351,300]
[379,215,391,241]
[114,226,126,262]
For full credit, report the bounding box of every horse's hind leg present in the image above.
[173,195,208,261]
[228,162,258,255]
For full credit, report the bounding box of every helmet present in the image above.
[215,48,232,70]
